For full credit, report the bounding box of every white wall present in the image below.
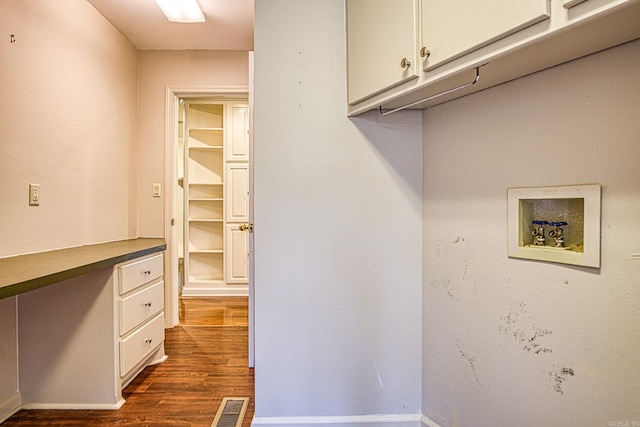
[0,0,138,257]
[253,1,423,425]
[421,40,640,427]
[0,0,138,421]
[136,50,249,238]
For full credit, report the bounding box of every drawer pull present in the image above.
[144,301,153,308]
[143,270,152,275]
[145,338,153,344]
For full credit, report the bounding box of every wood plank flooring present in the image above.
[180,297,248,327]
[3,297,254,427]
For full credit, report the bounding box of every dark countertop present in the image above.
[0,238,166,299]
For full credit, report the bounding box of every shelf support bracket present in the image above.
[378,66,482,116]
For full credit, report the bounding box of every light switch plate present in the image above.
[152,183,162,198]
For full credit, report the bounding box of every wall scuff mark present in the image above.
[500,301,553,354]
[430,278,459,300]
[547,366,575,394]
[456,339,483,387]
[431,236,473,300]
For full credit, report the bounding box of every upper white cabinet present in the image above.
[346,0,419,104]
[421,0,550,70]
[226,104,250,162]
[346,0,640,115]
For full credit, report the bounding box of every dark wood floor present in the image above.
[3,297,254,426]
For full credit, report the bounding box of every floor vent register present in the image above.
[211,397,250,427]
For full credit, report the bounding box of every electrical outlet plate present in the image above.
[29,183,40,206]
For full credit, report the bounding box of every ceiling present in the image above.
[86,0,254,51]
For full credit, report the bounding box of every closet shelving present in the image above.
[185,103,225,285]
[182,100,250,294]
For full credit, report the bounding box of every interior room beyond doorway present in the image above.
[177,97,251,299]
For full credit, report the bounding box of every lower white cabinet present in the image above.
[115,253,167,386]
[17,251,167,409]
[225,224,250,284]
[119,312,165,377]
[118,253,164,294]
[119,280,164,335]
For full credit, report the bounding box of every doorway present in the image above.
[163,85,254,367]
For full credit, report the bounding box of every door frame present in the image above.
[163,84,253,365]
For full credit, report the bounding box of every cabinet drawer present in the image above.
[119,281,164,336]
[119,313,164,377]
[119,254,164,294]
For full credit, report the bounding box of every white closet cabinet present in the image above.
[226,104,250,162]
[224,163,250,284]
[183,101,250,296]
[421,0,550,70]
[225,163,250,223]
[346,0,419,104]
[226,224,250,283]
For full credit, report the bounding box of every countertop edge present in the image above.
[0,238,166,300]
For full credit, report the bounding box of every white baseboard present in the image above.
[181,287,248,297]
[421,414,443,427]
[252,413,423,427]
[20,399,125,410]
[251,413,443,427]
[0,391,21,424]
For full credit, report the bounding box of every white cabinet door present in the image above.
[225,163,249,223]
[226,224,249,284]
[346,0,419,104]
[225,104,249,162]
[421,0,550,70]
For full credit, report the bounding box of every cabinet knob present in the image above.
[145,338,153,344]
[400,58,411,69]
[420,47,431,58]
[144,302,152,308]
[143,270,151,275]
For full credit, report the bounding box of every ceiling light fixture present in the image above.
[154,0,205,23]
